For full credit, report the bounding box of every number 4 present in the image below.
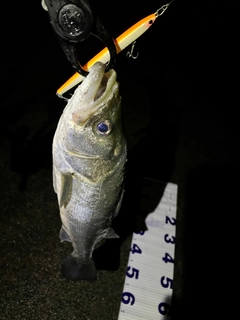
[162,252,174,264]
[130,243,142,254]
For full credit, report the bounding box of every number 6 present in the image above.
[122,292,135,305]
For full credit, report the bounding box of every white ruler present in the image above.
[118,180,178,320]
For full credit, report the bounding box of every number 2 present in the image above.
[165,216,176,225]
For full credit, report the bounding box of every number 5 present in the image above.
[126,266,139,279]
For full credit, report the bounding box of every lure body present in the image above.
[57,13,157,96]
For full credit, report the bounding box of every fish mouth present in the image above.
[71,62,117,125]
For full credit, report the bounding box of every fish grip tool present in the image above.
[43,0,117,76]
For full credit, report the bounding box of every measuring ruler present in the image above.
[118,179,177,320]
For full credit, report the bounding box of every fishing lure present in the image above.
[57,1,175,99]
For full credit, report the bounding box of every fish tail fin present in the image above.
[61,255,97,281]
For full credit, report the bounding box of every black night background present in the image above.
[0,1,239,319]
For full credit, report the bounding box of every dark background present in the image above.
[0,0,239,319]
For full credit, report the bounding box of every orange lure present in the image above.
[57,3,173,97]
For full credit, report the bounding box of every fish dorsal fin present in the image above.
[59,172,72,208]
[59,226,72,243]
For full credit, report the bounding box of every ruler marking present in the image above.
[128,252,175,266]
[122,283,173,300]
[118,180,177,320]
[132,237,175,249]
[119,308,159,320]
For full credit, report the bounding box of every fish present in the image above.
[52,61,127,281]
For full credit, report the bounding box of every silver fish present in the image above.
[52,62,127,281]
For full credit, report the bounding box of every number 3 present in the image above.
[164,234,175,244]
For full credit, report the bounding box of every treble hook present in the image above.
[126,41,139,59]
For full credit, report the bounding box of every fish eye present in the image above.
[96,120,112,136]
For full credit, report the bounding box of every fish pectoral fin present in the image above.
[106,228,119,239]
[59,172,72,208]
[53,166,57,194]
[59,226,72,243]
[113,188,125,218]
